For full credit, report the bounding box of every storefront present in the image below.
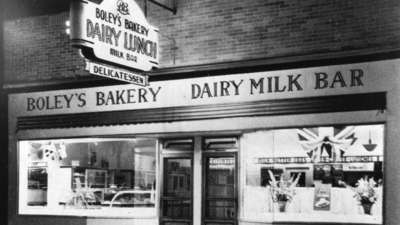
[8,58,400,225]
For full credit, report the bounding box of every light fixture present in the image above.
[363,131,377,152]
[65,20,70,35]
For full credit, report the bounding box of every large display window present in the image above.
[242,124,384,224]
[18,138,157,217]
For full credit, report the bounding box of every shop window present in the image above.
[242,124,383,224]
[19,138,157,217]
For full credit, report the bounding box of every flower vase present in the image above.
[278,200,287,212]
[361,202,373,215]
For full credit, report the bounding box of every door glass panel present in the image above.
[162,199,192,218]
[205,200,235,219]
[205,157,236,221]
[164,159,191,198]
[163,158,192,220]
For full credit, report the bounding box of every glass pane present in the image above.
[19,138,157,215]
[206,157,235,198]
[205,199,235,219]
[108,191,154,207]
[162,158,192,221]
[205,156,236,220]
[243,124,384,224]
[164,159,192,198]
[162,199,192,218]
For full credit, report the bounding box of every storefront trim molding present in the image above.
[17,92,386,130]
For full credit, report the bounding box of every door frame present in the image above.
[201,151,238,225]
[160,152,194,225]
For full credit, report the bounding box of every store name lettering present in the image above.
[24,68,366,112]
[249,74,303,95]
[26,87,162,112]
[314,69,364,89]
[95,87,161,106]
[27,93,86,111]
[191,69,364,99]
[191,80,244,99]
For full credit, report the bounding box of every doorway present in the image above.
[161,156,193,225]
[160,139,194,225]
[202,153,237,225]
[160,137,238,225]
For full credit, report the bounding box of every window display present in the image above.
[242,124,383,224]
[27,166,47,206]
[19,138,157,216]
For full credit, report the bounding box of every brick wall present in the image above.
[4,0,400,83]
[4,12,86,83]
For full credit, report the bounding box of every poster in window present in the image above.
[314,181,331,211]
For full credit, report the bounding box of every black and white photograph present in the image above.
[1,0,400,225]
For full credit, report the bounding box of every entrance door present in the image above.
[202,153,237,225]
[161,156,193,225]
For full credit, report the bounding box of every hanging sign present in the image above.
[85,61,148,86]
[70,0,159,72]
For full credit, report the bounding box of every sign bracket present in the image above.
[144,0,177,16]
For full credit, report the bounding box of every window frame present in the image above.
[239,123,385,224]
[17,137,160,218]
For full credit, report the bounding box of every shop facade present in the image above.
[4,0,400,225]
[8,58,400,225]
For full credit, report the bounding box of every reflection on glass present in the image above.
[164,159,191,198]
[205,157,235,220]
[163,158,192,219]
[20,138,157,213]
[163,199,192,218]
[243,124,384,224]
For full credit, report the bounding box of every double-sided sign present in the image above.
[70,0,159,85]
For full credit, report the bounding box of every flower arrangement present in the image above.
[268,170,300,203]
[353,177,378,214]
[353,177,377,203]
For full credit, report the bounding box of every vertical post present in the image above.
[132,146,135,188]
[0,1,8,223]
[386,64,400,225]
[155,140,161,221]
[193,136,202,225]
[172,0,177,14]
[144,0,148,17]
